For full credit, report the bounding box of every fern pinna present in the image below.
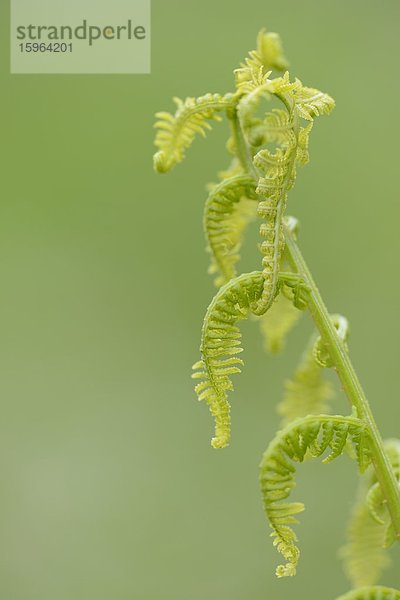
[153,29,400,599]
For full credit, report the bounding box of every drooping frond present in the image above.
[340,439,400,587]
[259,414,371,577]
[235,28,289,88]
[153,93,234,173]
[192,271,264,448]
[277,335,334,425]
[204,174,258,286]
[336,587,400,600]
[259,291,301,354]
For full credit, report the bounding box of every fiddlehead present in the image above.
[204,174,258,286]
[192,271,264,448]
[336,588,400,600]
[235,28,289,88]
[259,414,371,577]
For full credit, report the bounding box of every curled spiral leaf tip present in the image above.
[211,436,229,449]
[276,563,296,578]
[153,151,169,173]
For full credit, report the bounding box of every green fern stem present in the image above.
[228,106,257,177]
[283,223,400,540]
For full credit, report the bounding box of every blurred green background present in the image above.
[1,0,400,598]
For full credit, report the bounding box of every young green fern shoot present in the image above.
[153,29,400,598]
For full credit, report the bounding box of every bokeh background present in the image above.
[1,0,400,598]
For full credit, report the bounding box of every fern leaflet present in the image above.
[293,82,336,121]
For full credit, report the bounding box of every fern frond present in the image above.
[296,122,314,165]
[340,490,391,587]
[153,93,234,173]
[259,291,301,354]
[204,174,258,286]
[336,587,400,600]
[251,142,297,316]
[277,336,334,425]
[192,271,264,448]
[340,439,400,587]
[235,29,288,89]
[259,414,371,577]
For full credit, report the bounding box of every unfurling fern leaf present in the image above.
[340,485,391,588]
[192,271,264,448]
[251,142,298,316]
[259,414,371,577]
[204,174,258,286]
[153,93,234,173]
[340,438,400,585]
[235,28,288,89]
[336,587,400,600]
[341,438,400,587]
[259,291,301,354]
[277,335,334,425]
[340,439,400,587]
